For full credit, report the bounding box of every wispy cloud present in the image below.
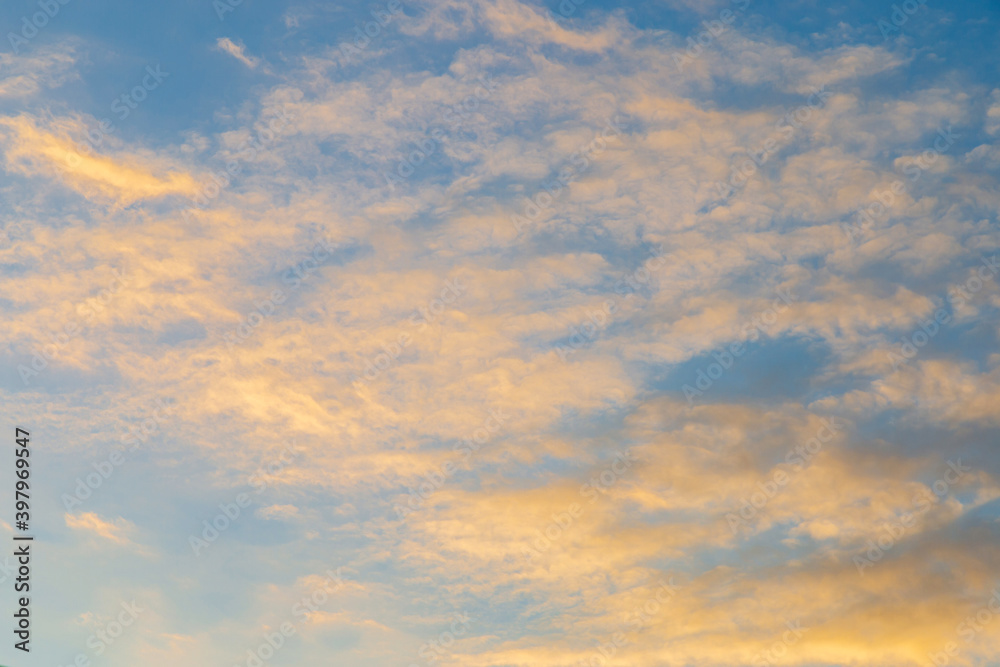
[2,0,999,665]
[215,36,260,69]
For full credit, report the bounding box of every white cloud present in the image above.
[215,37,260,69]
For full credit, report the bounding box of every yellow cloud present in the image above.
[65,511,135,544]
[0,114,201,207]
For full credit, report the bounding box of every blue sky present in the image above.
[1,0,1000,666]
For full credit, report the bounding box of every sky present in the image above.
[1,0,1000,665]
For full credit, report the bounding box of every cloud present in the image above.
[215,37,261,69]
[3,2,1000,665]
[0,114,202,206]
[65,512,136,544]
[986,88,1000,136]
[255,504,300,520]
[0,43,80,99]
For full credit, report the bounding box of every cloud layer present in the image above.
[1,0,999,665]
